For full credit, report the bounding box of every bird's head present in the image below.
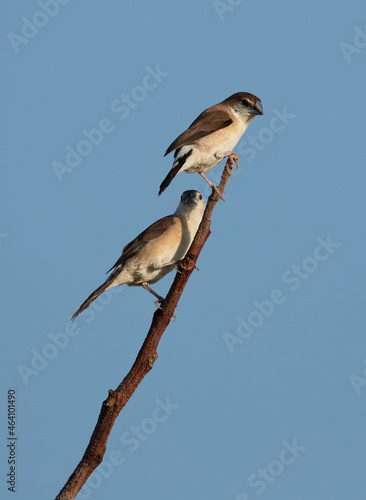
[225,92,263,123]
[176,190,206,217]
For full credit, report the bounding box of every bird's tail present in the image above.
[158,150,192,196]
[71,280,111,322]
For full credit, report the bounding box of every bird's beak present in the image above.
[183,193,198,205]
[248,101,263,115]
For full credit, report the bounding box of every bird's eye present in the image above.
[199,195,203,200]
[241,98,249,106]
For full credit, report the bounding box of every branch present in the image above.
[55,159,234,500]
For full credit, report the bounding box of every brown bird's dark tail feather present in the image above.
[158,149,193,196]
[71,280,111,322]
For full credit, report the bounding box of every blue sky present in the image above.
[1,1,366,499]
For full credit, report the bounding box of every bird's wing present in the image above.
[107,216,180,273]
[164,108,233,156]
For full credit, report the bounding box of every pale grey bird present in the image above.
[159,92,263,199]
[72,190,205,321]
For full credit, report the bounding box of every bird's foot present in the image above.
[153,300,176,320]
[142,283,176,319]
[178,255,199,273]
[212,182,225,201]
[222,151,239,171]
[199,172,225,201]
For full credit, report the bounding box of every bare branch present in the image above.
[55,159,234,500]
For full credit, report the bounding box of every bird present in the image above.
[159,92,263,199]
[71,190,206,321]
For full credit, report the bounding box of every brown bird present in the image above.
[71,190,205,321]
[159,92,263,199]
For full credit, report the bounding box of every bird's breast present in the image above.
[178,121,246,173]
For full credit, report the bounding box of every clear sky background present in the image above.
[1,1,366,499]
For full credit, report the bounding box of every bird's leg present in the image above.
[161,259,180,267]
[221,151,239,170]
[199,172,225,201]
[142,283,176,319]
[161,259,183,273]
[142,283,164,303]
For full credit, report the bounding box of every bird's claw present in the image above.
[222,151,239,171]
[154,300,176,320]
[175,264,182,273]
[225,152,239,171]
[232,156,240,171]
